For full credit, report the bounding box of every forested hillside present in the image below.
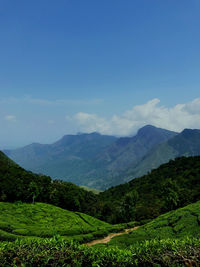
[109,200,200,248]
[94,156,200,223]
[2,148,200,227]
[1,151,200,266]
[0,150,96,213]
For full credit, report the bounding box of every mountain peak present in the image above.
[180,128,200,138]
[137,125,162,137]
[137,125,177,137]
[181,128,200,134]
[137,125,156,133]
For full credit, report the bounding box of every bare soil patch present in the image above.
[85,226,139,246]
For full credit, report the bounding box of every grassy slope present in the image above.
[109,200,200,248]
[0,202,113,241]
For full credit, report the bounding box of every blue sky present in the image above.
[0,0,200,148]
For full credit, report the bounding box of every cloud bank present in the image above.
[69,98,200,136]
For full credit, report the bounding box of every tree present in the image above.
[122,190,139,221]
[28,182,39,204]
[162,179,180,210]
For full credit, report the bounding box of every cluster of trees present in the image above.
[1,149,200,225]
[0,151,97,214]
[92,156,200,223]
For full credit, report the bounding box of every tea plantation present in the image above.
[0,201,200,266]
[0,202,122,242]
[108,200,200,248]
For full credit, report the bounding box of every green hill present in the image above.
[109,200,200,248]
[0,202,113,242]
[93,156,200,223]
[0,150,18,168]
[0,149,98,215]
[1,202,200,266]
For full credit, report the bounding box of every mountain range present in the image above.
[117,128,200,183]
[4,125,200,189]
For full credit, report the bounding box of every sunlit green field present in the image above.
[107,200,200,248]
[0,202,116,242]
[1,201,200,266]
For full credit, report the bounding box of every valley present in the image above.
[4,125,178,189]
[1,1,199,265]
[5,126,200,190]
[1,126,200,266]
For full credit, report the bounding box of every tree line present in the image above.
[1,150,200,224]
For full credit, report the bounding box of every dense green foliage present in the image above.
[94,156,200,223]
[80,185,102,194]
[0,150,97,213]
[1,201,200,266]
[0,236,200,266]
[2,148,200,226]
[1,149,200,265]
[0,202,124,242]
[109,200,200,248]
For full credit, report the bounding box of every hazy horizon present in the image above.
[4,123,200,151]
[1,0,200,147]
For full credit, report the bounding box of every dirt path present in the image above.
[85,226,139,247]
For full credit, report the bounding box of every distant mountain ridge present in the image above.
[6,126,200,190]
[96,125,177,174]
[4,132,118,188]
[4,132,117,170]
[115,128,200,186]
[4,125,178,189]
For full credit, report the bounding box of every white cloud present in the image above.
[73,112,110,133]
[4,115,16,122]
[68,98,200,136]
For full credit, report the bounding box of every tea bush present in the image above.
[0,236,200,266]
